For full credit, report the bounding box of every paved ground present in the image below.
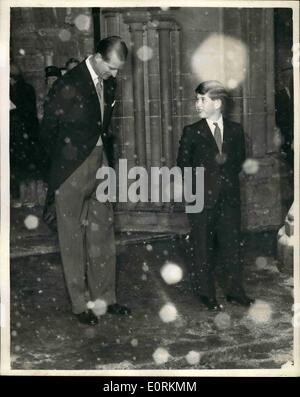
[10,227,294,370]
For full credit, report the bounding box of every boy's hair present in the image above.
[95,36,128,62]
[195,80,228,108]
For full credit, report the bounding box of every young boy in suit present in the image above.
[177,80,254,311]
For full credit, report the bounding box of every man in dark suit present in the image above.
[10,63,40,204]
[177,80,254,311]
[41,36,130,325]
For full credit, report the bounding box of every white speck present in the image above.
[141,274,147,281]
[15,345,21,352]
[131,339,138,347]
[273,126,283,147]
[90,299,107,316]
[247,300,272,324]
[19,48,26,55]
[159,303,178,323]
[24,215,39,230]
[74,14,91,31]
[58,29,72,42]
[148,19,159,28]
[137,45,153,62]
[185,350,202,365]
[87,301,95,309]
[214,312,231,330]
[242,158,260,175]
[160,262,183,285]
[12,330,17,337]
[153,347,170,365]
[146,244,153,252]
[255,256,268,269]
[191,34,247,88]
[142,263,149,272]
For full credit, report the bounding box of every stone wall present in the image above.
[10,7,95,120]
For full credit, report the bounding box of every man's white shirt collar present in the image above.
[86,56,100,85]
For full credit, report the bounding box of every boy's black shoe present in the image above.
[199,296,223,311]
[107,303,131,315]
[226,294,255,307]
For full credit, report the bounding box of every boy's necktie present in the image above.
[213,122,222,153]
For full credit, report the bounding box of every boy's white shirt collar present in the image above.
[206,115,224,139]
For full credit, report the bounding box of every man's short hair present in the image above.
[195,80,228,106]
[95,36,128,62]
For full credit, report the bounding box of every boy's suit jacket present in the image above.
[177,118,246,209]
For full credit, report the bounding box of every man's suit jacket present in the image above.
[40,60,117,203]
[177,118,246,209]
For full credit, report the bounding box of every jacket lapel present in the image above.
[198,119,219,153]
[103,79,109,123]
[222,118,232,155]
[77,61,102,123]
[103,78,116,129]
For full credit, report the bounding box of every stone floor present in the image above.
[9,223,294,371]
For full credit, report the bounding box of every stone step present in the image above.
[10,231,176,259]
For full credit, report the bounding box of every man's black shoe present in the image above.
[199,296,223,311]
[226,294,255,307]
[107,303,131,315]
[76,309,98,325]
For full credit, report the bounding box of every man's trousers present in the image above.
[55,145,116,314]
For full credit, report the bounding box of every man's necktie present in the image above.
[213,122,222,153]
[95,78,104,122]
